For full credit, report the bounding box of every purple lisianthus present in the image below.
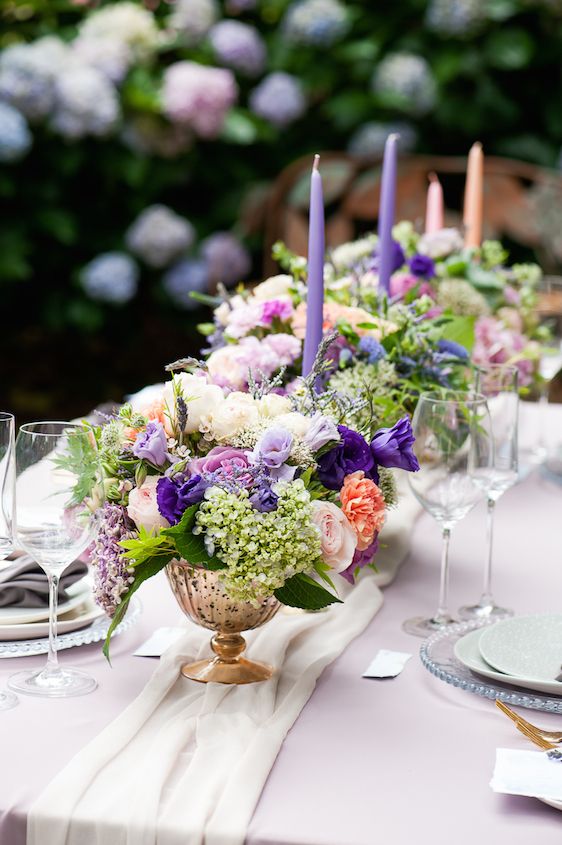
[436,338,469,360]
[157,474,209,524]
[408,254,436,278]
[303,412,339,452]
[340,535,379,585]
[250,484,279,512]
[189,446,252,482]
[252,427,293,469]
[370,416,420,472]
[317,425,375,490]
[132,421,168,467]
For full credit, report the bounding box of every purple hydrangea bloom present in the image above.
[370,416,420,472]
[132,421,168,467]
[340,535,379,585]
[408,254,436,278]
[162,258,209,310]
[157,474,209,525]
[162,61,238,138]
[81,252,139,305]
[201,231,251,287]
[317,425,375,490]
[358,336,386,364]
[0,101,32,163]
[249,72,306,128]
[126,204,195,269]
[436,339,469,360]
[253,427,293,469]
[209,21,266,77]
[250,484,279,512]
[282,0,349,46]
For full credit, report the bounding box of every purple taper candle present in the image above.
[302,154,325,377]
[377,133,399,294]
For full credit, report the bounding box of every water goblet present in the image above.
[0,412,17,710]
[459,364,519,620]
[8,422,101,698]
[403,392,492,637]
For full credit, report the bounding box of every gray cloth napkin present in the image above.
[0,557,88,608]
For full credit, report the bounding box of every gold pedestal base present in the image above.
[180,656,274,684]
[181,631,274,685]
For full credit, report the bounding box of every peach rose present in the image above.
[126,476,169,534]
[291,302,396,341]
[311,500,357,572]
[339,471,385,551]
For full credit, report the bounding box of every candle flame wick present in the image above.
[313,154,320,171]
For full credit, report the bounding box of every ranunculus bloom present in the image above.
[370,416,420,472]
[317,425,374,490]
[257,393,292,418]
[157,474,209,525]
[311,500,357,572]
[127,476,170,533]
[339,471,385,550]
[162,373,224,435]
[132,420,168,467]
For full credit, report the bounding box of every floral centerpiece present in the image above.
[90,353,419,676]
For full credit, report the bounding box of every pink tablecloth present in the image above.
[2,462,562,842]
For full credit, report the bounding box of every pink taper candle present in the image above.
[302,154,325,377]
[463,142,484,248]
[425,172,444,234]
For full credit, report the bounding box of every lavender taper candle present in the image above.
[302,154,325,377]
[377,133,399,294]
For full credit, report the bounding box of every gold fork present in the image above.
[495,700,562,744]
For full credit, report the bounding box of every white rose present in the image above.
[162,373,224,435]
[311,500,356,572]
[257,394,292,418]
[126,476,169,534]
[206,346,248,390]
[251,274,293,301]
[273,412,312,439]
[215,295,245,326]
[203,392,259,442]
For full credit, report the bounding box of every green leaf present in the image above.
[197,322,216,336]
[439,315,476,351]
[221,109,259,145]
[103,551,175,662]
[163,505,226,569]
[466,265,504,291]
[274,572,342,610]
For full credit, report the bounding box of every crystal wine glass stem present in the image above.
[434,527,452,624]
[480,496,496,608]
[46,571,60,673]
[537,383,548,457]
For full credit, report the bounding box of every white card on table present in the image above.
[362,648,412,678]
[134,627,185,657]
[491,748,562,801]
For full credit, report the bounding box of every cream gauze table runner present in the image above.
[26,452,422,845]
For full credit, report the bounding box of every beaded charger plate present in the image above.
[0,597,141,658]
[420,619,562,714]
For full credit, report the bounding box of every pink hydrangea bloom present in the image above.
[390,272,436,300]
[162,61,237,138]
[262,332,302,365]
[225,301,264,338]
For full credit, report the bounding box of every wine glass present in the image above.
[459,365,519,620]
[404,392,492,637]
[0,412,18,711]
[8,422,101,698]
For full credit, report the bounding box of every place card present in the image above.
[491,748,562,801]
[362,649,412,679]
[134,627,185,658]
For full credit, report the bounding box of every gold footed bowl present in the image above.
[165,560,280,685]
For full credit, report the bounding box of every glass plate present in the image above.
[0,598,141,658]
[420,619,562,714]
